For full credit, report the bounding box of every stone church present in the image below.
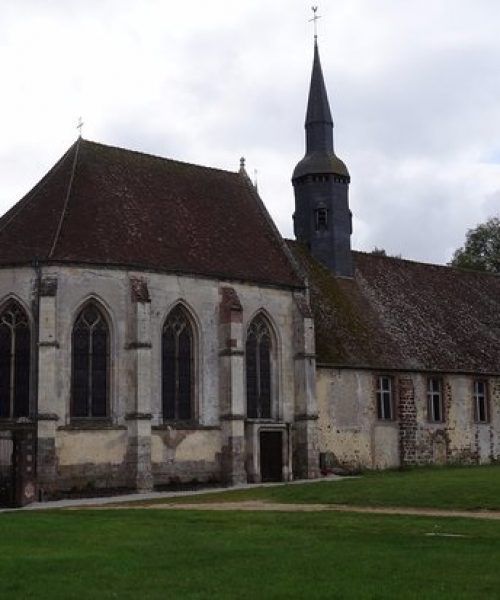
[0,39,499,505]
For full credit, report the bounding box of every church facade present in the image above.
[0,39,499,505]
[0,138,319,504]
[288,40,500,472]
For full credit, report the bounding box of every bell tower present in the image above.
[292,37,353,277]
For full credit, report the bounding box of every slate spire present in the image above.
[292,38,353,278]
[305,40,334,154]
[293,40,349,180]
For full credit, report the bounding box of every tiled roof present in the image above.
[289,241,500,374]
[0,139,302,288]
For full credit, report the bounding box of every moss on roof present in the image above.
[288,242,500,373]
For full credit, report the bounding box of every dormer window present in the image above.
[315,207,328,231]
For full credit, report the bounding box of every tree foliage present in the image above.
[371,247,402,259]
[450,217,500,273]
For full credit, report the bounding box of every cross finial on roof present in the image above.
[239,156,246,173]
[309,6,321,41]
[77,117,84,138]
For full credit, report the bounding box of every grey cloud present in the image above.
[1,0,500,268]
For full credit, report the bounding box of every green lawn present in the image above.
[1,509,500,599]
[152,465,500,511]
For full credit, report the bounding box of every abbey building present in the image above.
[0,39,499,505]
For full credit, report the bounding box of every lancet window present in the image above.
[71,303,109,418]
[0,301,30,419]
[246,316,273,419]
[162,306,194,421]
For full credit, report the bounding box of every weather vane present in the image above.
[77,116,84,138]
[309,6,321,40]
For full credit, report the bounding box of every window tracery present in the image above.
[71,303,109,418]
[162,306,193,421]
[0,301,30,419]
[246,316,272,419]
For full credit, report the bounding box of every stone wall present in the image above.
[0,264,316,495]
[317,367,500,470]
[151,427,221,485]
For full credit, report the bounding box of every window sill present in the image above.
[59,420,126,431]
[0,418,35,430]
[153,422,220,431]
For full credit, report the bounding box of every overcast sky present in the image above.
[1,0,499,265]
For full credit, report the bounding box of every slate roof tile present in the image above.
[0,139,302,289]
[288,241,500,374]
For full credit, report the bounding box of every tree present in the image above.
[371,247,402,259]
[450,217,500,273]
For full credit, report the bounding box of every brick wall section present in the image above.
[444,379,453,462]
[398,377,417,465]
[491,378,500,460]
[473,426,482,463]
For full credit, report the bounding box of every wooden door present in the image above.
[260,431,283,482]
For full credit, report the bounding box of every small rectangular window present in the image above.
[314,208,328,231]
[473,380,489,423]
[376,376,394,420]
[427,377,443,422]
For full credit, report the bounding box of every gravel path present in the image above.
[80,500,500,520]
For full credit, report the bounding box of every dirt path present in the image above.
[84,500,500,520]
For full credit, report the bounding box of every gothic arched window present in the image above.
[71,303,109,418]
[0,301,30,419]
[162,306,193,421]
[246,316,272,419]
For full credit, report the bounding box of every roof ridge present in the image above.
[48,137,82,258]
[353,249,500,277]
[287,240,500,280]
[0,140,79,236]
[82,138,240,177]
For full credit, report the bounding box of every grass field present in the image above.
[1,509,500,599]
[147,464,500,511]
[2,466,500,599]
